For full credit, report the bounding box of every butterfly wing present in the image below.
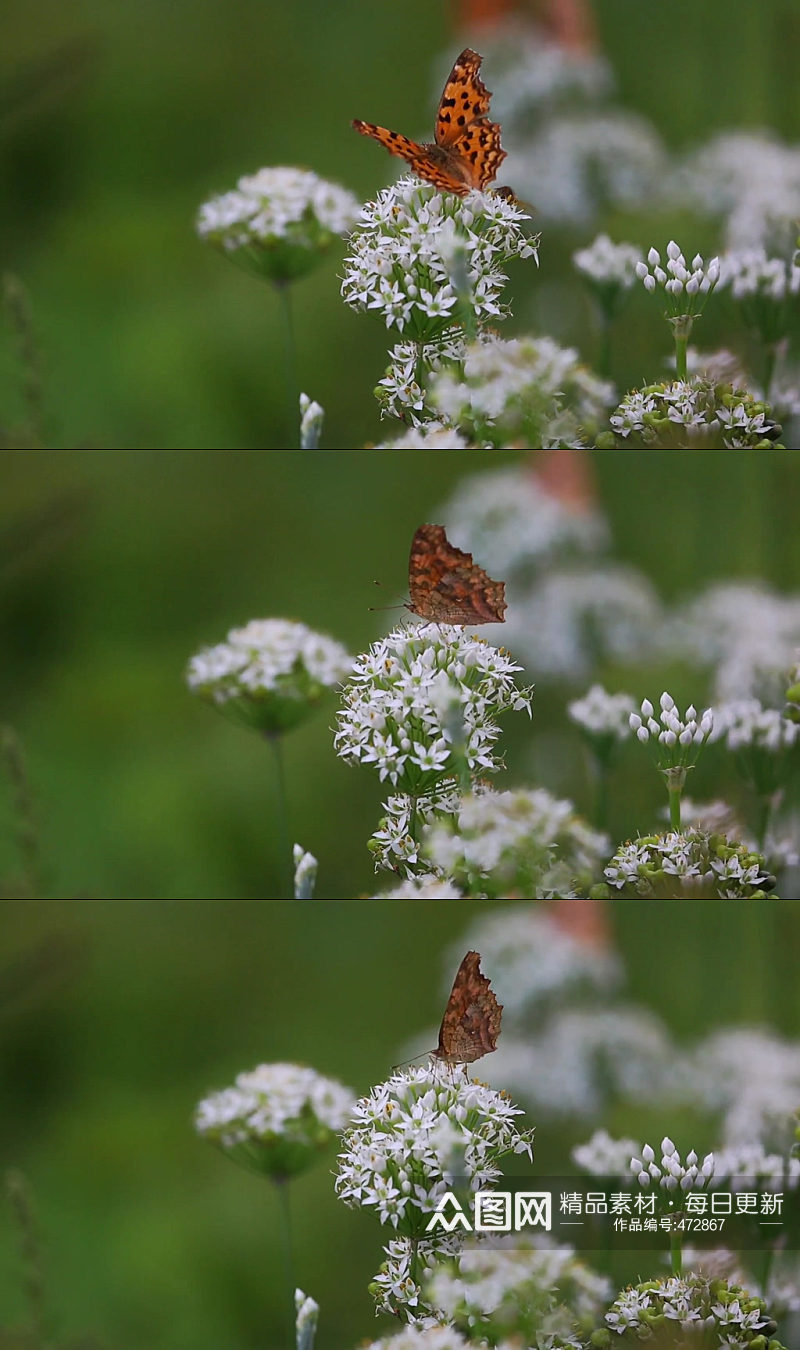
[435,951,503,1064]
[407,524,507,625]
[453,117,507,190]
[352,120,427,169]
[435,48,492,148]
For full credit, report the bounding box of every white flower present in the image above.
[425,1236,610,1344]
[334,623,533,792]
[573,1130,642,1176]
[295,1290,318,1350]
[335,1066,534,1238]
[370,787,461,877]
[376,335,466,427]
[665,582,800,702]
[712,699,799,752]
[628,1138,714,1194]
[187,618,353,733]
[423,785,608,899]
[299,393,324,449]
[681,1027,800,1149]
[605,1276,771,1340]
[197,166,359,281]
[430,333,614,449]
[629,691,713,775]
[477,25,612,129]
[604,830,774,899]
[510,111,667,224]
[502,565,660,681]
[672,130,800,253]
[440,465,609,579]
[342,177,538,342]
[372,873,465,899]
[718,247,800,303]
[610,376,778,450]
[574,234,643,286]
[293,844,317,898]
[195,1062,355,1177]
[568,685,635,744]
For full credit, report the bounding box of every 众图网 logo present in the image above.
[425,1190,552,1234]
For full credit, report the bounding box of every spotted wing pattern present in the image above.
[352,48,506,195]
[433,951,503,1065]
[406,524,507,625]
[435,48,491,147]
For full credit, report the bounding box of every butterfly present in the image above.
[406,523,507,625]
[432,950,502,1065]
[353,48,506,196]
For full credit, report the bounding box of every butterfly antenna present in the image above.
[390,1050,433,1073]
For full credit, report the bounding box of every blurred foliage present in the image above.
[1,0,800,447]
[0,901,799,1350]
[2,449,800,899]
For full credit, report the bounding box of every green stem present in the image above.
[669,1224,683,1277]
[597,315,612,380]
[409,1237,420,1290]
[274,1178,296,1349]
[591,754,609,833]
[267,732,293,898]
[755,794,773,853]
[674,334,688,381]
[762,343,777,402]
[668,785,682,832]
[274,280,299,448]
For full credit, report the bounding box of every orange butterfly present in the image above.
[353,48,506,196]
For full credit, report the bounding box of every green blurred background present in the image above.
[2,0,800,448]
[1,901,799,1350]
[2,449,800,900]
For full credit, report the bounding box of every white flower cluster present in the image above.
[685,1027,800,1149]
[609,377,782,448]
[672,130,800,252]
[372,873,465,899]
[630,692,713,771]
[635,242,719,318]
[573,234,643,309]
[568,684,636,744]
[573,1129,644,1177]
[478,25,612,128]
[603,1275,777,1345]
[335,1066,534,1235]
[451,906,622,1022]
[341,177,537,342]
[376,334,466,427]
[370,786,461,875]
[196,166,360,280]
[718,247,800,303]
[423,786,608,899]
[666,582,800,702]
[372,1233,464,1321]
[430,333,614,449]
[493,1008,675,1120]
[360,1327,499,1350]
[378,422,470,449]
[334,623,533,792]
[441,465,609,579]
[631,1137,714,1193]
[195,1062,355,1177]
[186,618,353,733]
[503,565,660,680]
[711,1142,800,1193]
[604,830,775,899]
[511,112,667,225]
[712,699,799,753]
[425,1237,610,1346]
